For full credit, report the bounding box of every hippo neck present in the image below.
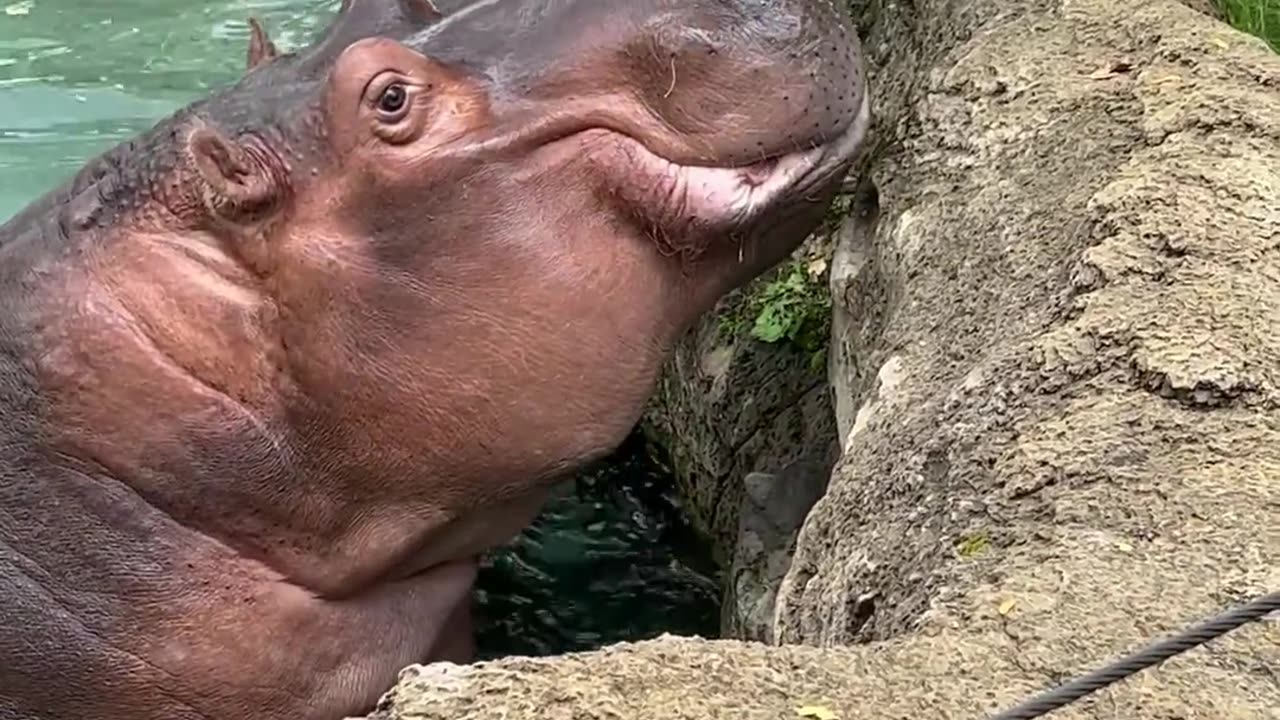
[2,213,305,548]
[0,222,555,600]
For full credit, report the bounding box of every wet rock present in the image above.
[641,278,841,575]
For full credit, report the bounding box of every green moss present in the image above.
[956,532,991,558]
[718,256,833,367]
[1219,0,1280,52]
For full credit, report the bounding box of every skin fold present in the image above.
[0,0,871,718]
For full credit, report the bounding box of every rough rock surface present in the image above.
[364,0,1280,717]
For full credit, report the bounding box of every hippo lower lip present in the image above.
[585,92,872,236]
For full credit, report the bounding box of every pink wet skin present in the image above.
[0,0,871,718]
[589,119,872,247]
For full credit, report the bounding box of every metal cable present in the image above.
[988,590,1280,720]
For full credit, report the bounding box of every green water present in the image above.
[474,432,720,659]
[0,0,339,219]
[0,0,720,657]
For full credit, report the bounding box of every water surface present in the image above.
[0,0,338,218]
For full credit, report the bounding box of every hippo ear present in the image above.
[245,17,279,70]
[311,0,443,64]
[399,0,443,21]
[340,0,442,23]
[185,125,282,224]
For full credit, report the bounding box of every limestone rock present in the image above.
[783,0,1280,648]
[365,623,1276,719]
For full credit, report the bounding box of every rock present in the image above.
[364,625,1276,719]
[1178,0,1224,17]
[780,0,1280,647]
[365,0,1280,717]
[728,461,831,641]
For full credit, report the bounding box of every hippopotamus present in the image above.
[0,0,870,718]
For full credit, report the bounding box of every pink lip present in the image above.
[582,93,871,233]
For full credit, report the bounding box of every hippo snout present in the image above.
[406,0,870,290]
[632,0,869,166]
[423,0,869,168]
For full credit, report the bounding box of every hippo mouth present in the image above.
[583,93,871,253]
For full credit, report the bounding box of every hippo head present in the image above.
[221,0,864,484]
[148,0,871,580]
[0,0,867,716]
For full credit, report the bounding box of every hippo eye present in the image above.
[376,82,410,121]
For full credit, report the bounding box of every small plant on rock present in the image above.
[718,191,852,367]
[748,259,832,355]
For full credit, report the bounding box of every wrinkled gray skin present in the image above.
[0,0,870,718]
